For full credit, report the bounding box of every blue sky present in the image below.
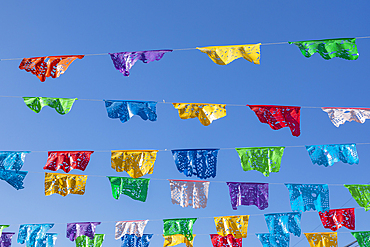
[0,1,370,246]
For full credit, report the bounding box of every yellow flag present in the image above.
[304,232,338,247]
[214,215,249,239]
[163,234,195,247]
[173,103,226,126]
[45,172,87,196]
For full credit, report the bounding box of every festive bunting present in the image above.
[210,234,241,247]
[104,100,157,123]
[172,103,226,126]
[264,212,301,237]
[44,151,94,173]
[121,234,153,247]
[305,144,359,167]
[111,150,158,178]
[107,176,150,201]
[351,231,370,247]
[214,215,249,239]
[163,234,196,247]
[17,224,54,247]
[226,182,268,210]
[0,233,14,247]
[169,179,210,209]
[0,151,29,190]
[19,55,84,82]
[115,220,149,240]
[197,44,260,65]
[44,172,88,196]
[163,218,197,241]
[109,50,172,76]
[0,170,28,190]
[322,107,370,127]
[0,226,9,238]
[285,184,330,212]
[289,38,359,60]
[304,232,337,247]
[319,208,355,231]
[235,147,285,177]
[256,233,290,247]
[66,222,101,241]
[76,234,104,247]
[23,97,77,115]
[344,184,370,211]
[171,149,219,179]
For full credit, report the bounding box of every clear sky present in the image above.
[0,1,370,246]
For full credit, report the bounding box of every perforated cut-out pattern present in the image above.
[344,184,370,211]
[0,233,14,247]
[227,182,268,210]
[111,150,158,178]
[248,105,301,137]
[289,38,359,60]
[197,44,260,65]
[76,234,104,247]
[115,220,148,240]
[169,180,210,209]
[17,224,54,247]
[105,100,157,123]
[121,234,153,247]
[108,176,150,202]
[45,172,87,197]
[172,103,226,126]
[306,144,359,167]
[285,184,330,212]
[19,55,84,82]
[172,149,219,179]
[0,170,28,190]
[214,215,249,239]
[210,234,241,247]
[66,222,101,242]
[164,234,196,247]
[0,151,29,190]
[44,151,94,173]
[235,147,285,177]
[163,218,197,241]
[23,97,77,115]
[322,107,370,127]
[351,231,370,247]
[256,233,290,247]
[264,212,302,237]
[304,232,337,247]
[319,208,355,231]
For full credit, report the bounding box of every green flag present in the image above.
[23,97,77,115]
[107,176,150,202]
[344,184,370,211]
[75,234,105,247]
[163,218,197,241]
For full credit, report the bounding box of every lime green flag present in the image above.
[23,97,77,115]
[163,218,197,241]
[75,234,105,247]
[344,184,370,211]
[107,176,150,202]
[351,231,370,247]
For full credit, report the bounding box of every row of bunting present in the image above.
[8,38,360,82]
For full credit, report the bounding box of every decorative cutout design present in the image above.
[235,147,285,177]
[227,182,268,210]
[107,176,150,202]
[344,184,370,211]
[306,144,359,167]
[264,212,302,237]
[210,234,241,247]
[164,234,196,247]
[115,220,149,240]
[319,208,355,231]
[104,100,157,123]
[304,232,338,247]
[289,38,359,60]
[171,149,219,179]
[248,105,301,137]
[0,233,14,247]
[0,151,29,190]
[197,44,260,65]
[322,107,370,127]
[214,215,249,239]
[120,234,153,247]
[17,224,54,247]
[172,103,226,126]
[285,184,330,212]
[19,55,84,82]
[23,97,77,115]
[44,173,87,197]
[351,231,370,247]
[169,179,210,209]
[76,234,104,247]
[44,151,94,173]
[111,150,158,178]
[66,222,101,241]
[256,233,290,247]
[163,218,197,241]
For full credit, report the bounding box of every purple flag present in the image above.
[66,222,101,241]
[109,50,172,76]
[227,182,269,210]
[0,233,14,247]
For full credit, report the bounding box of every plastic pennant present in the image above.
[305,144,359,167]
[235,147,285,177]
[0,151,29,190]
[210,234,242,247]
[0,233,15,247]
[23,97,77,115]
[107,176,150,202]
[66,222,101,241]
[44,151,94,173]
[322,107,370,127]
[76,234,104,247]
[285,184,330,212]
[226,182,268,210]
[17,224,54,247]
[351,231,370,247]
[289,38,359,60]
[169,179,210,209]
[256,233,290,247]
[163,234,196,247]
[163,218,197,241]
[121,234,153,247]
[104,100,157,123]
[214,215,249,239]
[115,220,149,240]
[44,172,88,197]
[304,232,338,247]
[319,208,355,231]
[197,44,260,65]
[19,55,84,82]
[172,103,226,126]
[111,150,158,178]
[171,149,219,179]
[264,212,302,237]
[344,184,370,211]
